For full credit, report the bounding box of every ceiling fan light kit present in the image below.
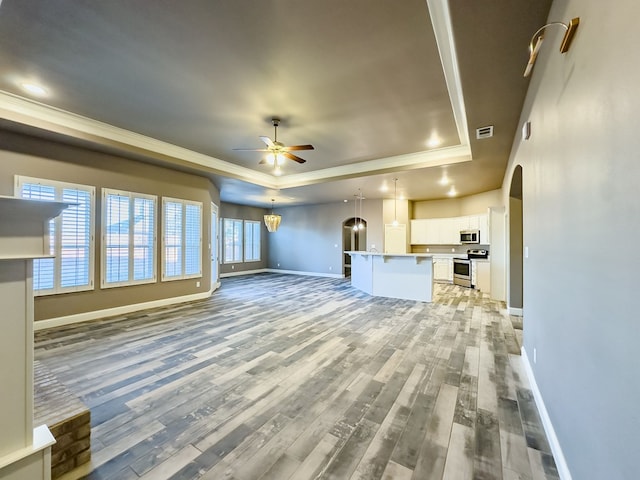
[234,118,315,174]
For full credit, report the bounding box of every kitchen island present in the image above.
[345,251,434,302]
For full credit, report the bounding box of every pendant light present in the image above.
[264,199,282,232]
[392,178,399,227]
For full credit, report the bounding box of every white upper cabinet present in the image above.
[478,213,489,244]
[410,219,428,244]
[467,215,480,230]
[410,213,490,245]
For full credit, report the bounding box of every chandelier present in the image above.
[264,199,282,233]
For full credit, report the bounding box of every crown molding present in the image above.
[0,89,471,192]
[427,0,470,146]
[277,144,471,189]
[0,90,279,189]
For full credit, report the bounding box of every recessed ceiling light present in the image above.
[438,175,450,186]
[447,186,457,197]
[343,199,348,203]
[426,136,441,148]
[20,82,48,97]
[380,184,389,193]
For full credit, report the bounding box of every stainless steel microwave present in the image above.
[460,229,480,244]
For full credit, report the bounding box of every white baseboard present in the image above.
[219,268,344,279]
[220,268,269,278]
[265,268,345,279]
[34,288,214,331]
[521,347,572,480]
[508,306,523,316]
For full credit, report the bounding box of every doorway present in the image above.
[342,217,367,277]
[211,203,219,290]
[508,165,523,314]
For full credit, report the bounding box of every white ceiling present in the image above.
[0,0,552,207]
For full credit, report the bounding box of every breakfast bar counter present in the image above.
[345,251,434,302]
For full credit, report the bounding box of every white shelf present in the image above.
[0,254,55,260]
[0,196,69,259]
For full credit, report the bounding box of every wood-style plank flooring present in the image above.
[34,274,559,480]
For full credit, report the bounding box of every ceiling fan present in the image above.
[234,118,314,166]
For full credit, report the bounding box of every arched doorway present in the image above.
[342,217,367,277]
[509,165,523,314]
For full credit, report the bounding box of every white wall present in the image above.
[503,0,640,478]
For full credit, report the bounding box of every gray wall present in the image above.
[268,200,383,275]
[219,202,269,275]
[0,130,219,321]
[503,0,639,477]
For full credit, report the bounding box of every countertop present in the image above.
[345,251,433,258]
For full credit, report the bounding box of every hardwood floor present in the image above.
[34,274,558,480]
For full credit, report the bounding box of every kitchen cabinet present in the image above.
[478,214,490,244]
[410,218,439,244]
[410,213,490,245]
[473,259,491,293]
[433,257,453,282]
[467,215,480,230]
[441,217,459,244]
[410,219,428,244]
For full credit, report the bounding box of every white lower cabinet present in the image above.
[433,257,453,282]
[473,260,491,293]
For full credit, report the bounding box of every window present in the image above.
[162,198,202,281]
[244,220,261,261]
[102,189,156,287]
[223,219,243,263]
[16,176,95,295]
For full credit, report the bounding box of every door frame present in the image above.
[211,202,220,291]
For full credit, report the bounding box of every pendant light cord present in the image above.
[394,178,398,223]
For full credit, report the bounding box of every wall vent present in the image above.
[476,125,494,139]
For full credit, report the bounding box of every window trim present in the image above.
[243,220,261,262]
[101,188,157,289]
[15,175,95,296]
[222,218,243,264]
[161,197,203,282]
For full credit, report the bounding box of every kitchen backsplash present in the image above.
[411,244,490,255]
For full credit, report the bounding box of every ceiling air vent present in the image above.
[476,125,494,139]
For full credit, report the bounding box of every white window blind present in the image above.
[223,218,243,263]
[162,198,202,280]
[102,189,156,287]
[185,203,201,276]
[244,220,261,262]
[17,177,95,295]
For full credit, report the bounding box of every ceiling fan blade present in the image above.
[258,158,268,165]
[233,148,270,152]
[259,136,275,147]
[284,152,306,164]
[283,144,314,151]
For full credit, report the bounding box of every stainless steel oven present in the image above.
[453,258,471,287]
